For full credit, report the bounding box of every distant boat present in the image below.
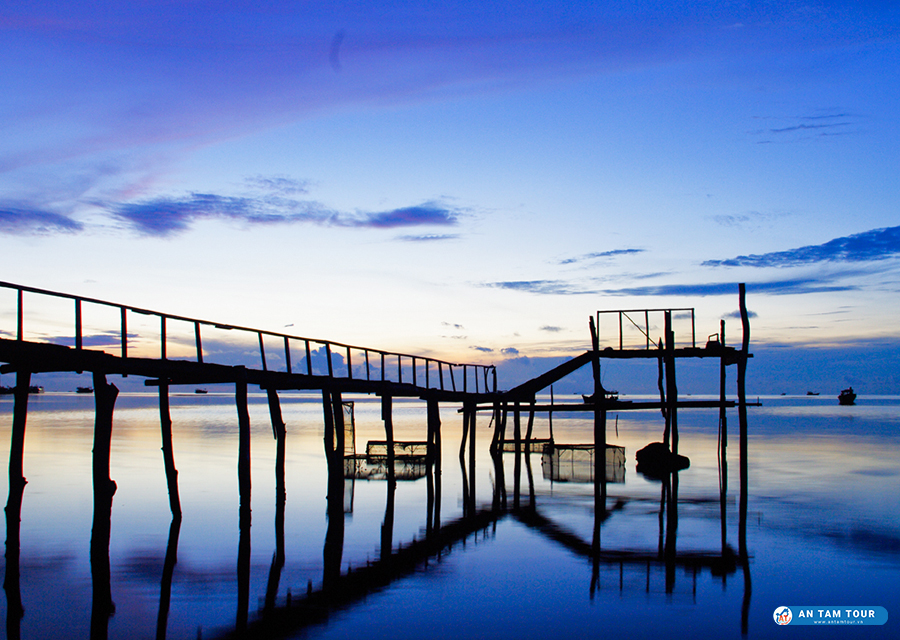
[76,387,94,394]
[194,388,208,394]
[806,391,819,396]
[1,385,43,394]
[838,387,856,405]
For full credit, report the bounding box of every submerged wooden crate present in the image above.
[541,444,625,483]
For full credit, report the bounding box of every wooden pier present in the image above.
[1,280,754,638]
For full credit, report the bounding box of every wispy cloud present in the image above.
[396,234,461,242]
[103,191,462,237]
[486,280,592,295]
[0,207,83,235]
[559,248,643,265]
[598,279,856,297]
[471,345,493,353]
[703,226,900,267]
[540,325,563,332]
[750,113,858,143]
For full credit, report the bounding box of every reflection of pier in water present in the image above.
[2,281,754,638]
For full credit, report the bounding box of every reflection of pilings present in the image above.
[91,372,118,640]
[665,474,679,594]
[719,320,728,556]
[737,284,749,560]
[737,283,751,630]
[4,371,29,640]
[156,517,181,640]
[323,404,345,593]
[229,508,503,639]
[380,478,395,562]
[265,389,286,615]
[236,502,251,632]
[490,450,507,513]
[158,382,182,520]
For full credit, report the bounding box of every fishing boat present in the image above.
[76,386,93,394]
[838,387,856,405]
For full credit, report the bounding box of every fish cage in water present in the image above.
[541,444,626,483]
[344,440,431,481]
[500,438,553,453]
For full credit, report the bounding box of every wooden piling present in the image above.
[92,372,118,501]
[8,370,30,491]
[266,389,287,505]
[91,371,118,638]
[381,395,395,485]
[235,370,251,504]
[158,381,182,520]
[664,312,678,452]
[737,283,750,558]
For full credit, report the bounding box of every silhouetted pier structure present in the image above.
[2,280,754,638]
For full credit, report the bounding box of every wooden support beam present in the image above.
[91,371,118,637]
[382,395,395,485]
[737,283,750,558]
[235,370,251,504]
[8,370,31,490]
[158,381,182,520]
[267,388,287,501]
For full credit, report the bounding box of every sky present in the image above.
[2,1,900,391]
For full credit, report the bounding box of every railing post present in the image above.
[305,340,313,375]
[120,307,128,359]
[160,315,167,360]
[258,332,267,371]
[195,322,203,363]
[17,288,23,341]
[365,350,371,381]
[346,346,353,379]
[75,299,83,351]
[325,343,334,377]
[284,337,291,374]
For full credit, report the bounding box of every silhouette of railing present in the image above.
[0,280,497,394]
[596,307,696,350]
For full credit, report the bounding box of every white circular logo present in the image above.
[774,606,793,625]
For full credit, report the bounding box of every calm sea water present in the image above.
[1,391,898,639]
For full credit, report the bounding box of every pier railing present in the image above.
[0,281,497,394]
[596,307,697,350]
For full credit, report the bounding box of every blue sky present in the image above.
[2,1,900,376]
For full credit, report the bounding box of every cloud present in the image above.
[598,279,856,297]
[703,226,900,267]
[559,249,643,265]
[722,309,759,319]
[501,347,519,356]
[486,280,591,295]
[442,322,465,330]
[750,113,858,143]
[471,345,494,353]
[104,191,461,237]
[353,205,459,229]
[395,234,461,242]
[0,207,83,235]
[539,326,563,332]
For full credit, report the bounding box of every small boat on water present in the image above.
[838,387,856,405]
[806,391,819,396]
[194,388,208,394]
[76,386,94,394]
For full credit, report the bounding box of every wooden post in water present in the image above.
[235,369,251,505]
[8,370,30,492]
[664,311,678,453]
[588,318,607,507]
[513,402,522,511]
[4,369,31,636]
[322,389,335,464]
[91,371,118,638]
[382,394,395,484]
[266,389,287,507]
[718,320,728,554]
[427,399,442,533]
[158,381,182,520]
[737,283,750,558]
